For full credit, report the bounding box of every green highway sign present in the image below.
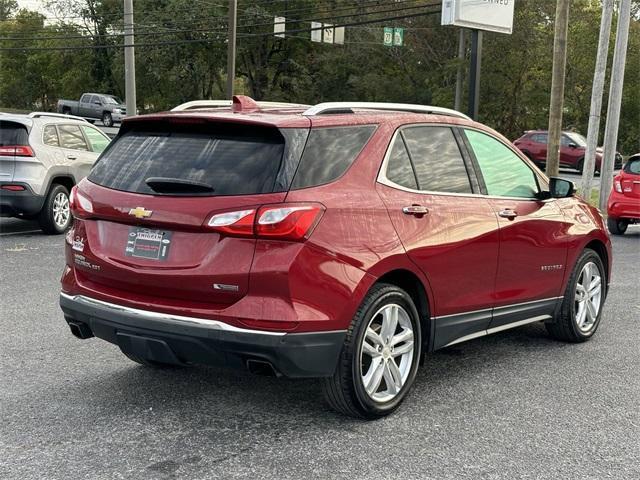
[393,28,404,46]
[383,27,393,46]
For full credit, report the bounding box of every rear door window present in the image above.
[58,124,89,151]
[0,120,29,147]
[89,124,286,196]
[290,126,375,189]
[401,126,472,194]
[385,135,418,190]
[43,125,59,146]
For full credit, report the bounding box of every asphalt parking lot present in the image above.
[1,217,639,480]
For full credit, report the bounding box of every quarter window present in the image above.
[43,125,59,146]
[401,126,472,194]
[465,129,538,198]
[385,136,418,190]
[290,126,375,190]
[58,124,89,151]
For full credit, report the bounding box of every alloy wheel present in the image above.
[52,192,70,229]
[360,303,415,403]
[574,261,602,332]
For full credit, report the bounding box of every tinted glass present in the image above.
[625,157,640,175]
[80,94,90,103]
[0,121,28,147]
[465,129,538,198]
[386,136,417,189]
[58,124,89,151]
[290,126,375,189]
[402,126,471,193]
[533,133,548,143]
[89,125,285,196]
[43,125,59,146]
[81,126,109,153]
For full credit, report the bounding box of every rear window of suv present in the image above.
[624,156,640,175]
[0,121,29,147]
[89,123,286,196]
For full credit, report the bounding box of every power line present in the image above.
[0,8,441,51]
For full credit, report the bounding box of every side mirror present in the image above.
[568,142,577,149]
[549,177,575,198]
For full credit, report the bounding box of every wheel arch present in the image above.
[584,238,610,287]
[48,175,75,194]
[374,269,434,354]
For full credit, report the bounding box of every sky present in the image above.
[17,0,48,14]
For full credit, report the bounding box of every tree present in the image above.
[0,0,17,21]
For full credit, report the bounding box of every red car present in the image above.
[59,97,612,418]
[607,153,640,235]
[513,130,623,173]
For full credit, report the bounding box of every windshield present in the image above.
[104,96,123,105]
[565,132,587,147]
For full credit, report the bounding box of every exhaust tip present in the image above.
[67,320,94,339]
[246,359,278,377]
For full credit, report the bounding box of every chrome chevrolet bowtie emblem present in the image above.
[128,207,153,219]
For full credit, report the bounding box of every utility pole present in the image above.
[546,0,570,178]
[123,0,136,117]
[599,0,632,211]
[226,0,238,99]
[454,29,465,112]
[581,0,614,201]
[467,29,482,120]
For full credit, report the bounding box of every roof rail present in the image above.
[171,100,310,112]
[28,112,89,122]
[302,102,471,120]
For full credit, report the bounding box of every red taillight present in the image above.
[0,145,34,157]
[614,179,622,193]
[1,184,25,191]
[69,185,94,218]
[206,203,325,241]
[256,204,324,241]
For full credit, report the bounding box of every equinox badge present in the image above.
[128,207,153,219]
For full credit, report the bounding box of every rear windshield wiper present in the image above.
[145,177,215,194]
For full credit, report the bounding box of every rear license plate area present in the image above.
[125,227,172,261]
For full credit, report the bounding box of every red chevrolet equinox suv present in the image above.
[60,96,612,418]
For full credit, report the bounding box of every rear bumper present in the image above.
[0,183,45,217]
[59,292,345,378]
[607,195,640,220]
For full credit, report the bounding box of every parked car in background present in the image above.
[59,97,611,418]
[0,112,111,234]
[57,93,127,127]
[513,130,623,173]
[607,153,640,235]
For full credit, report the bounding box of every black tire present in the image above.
[122,351,181,368]
[37,184,72,235]
[546,249,606,343]
[607,217,628,235]
[577,158,584,173]
[102,112,113,127]
[62,107,71,115]
[321,283,422,419]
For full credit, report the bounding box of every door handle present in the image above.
[498,208,518,219]
[66,154,77,160]
[402,205,429,216]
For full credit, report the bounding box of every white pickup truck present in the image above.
[57,93,126,127]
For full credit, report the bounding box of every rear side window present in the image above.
[385,135,418,190]
[0,121,29,147]
[290,126,375,189]
[59,124,89,151]
[625,157,640,175]
[89,124,286,196]
[43,125,59,146]
[402,126,472,194]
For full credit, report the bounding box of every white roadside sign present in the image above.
[441,0,515,34]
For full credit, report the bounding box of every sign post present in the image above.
[442,0,515,119]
